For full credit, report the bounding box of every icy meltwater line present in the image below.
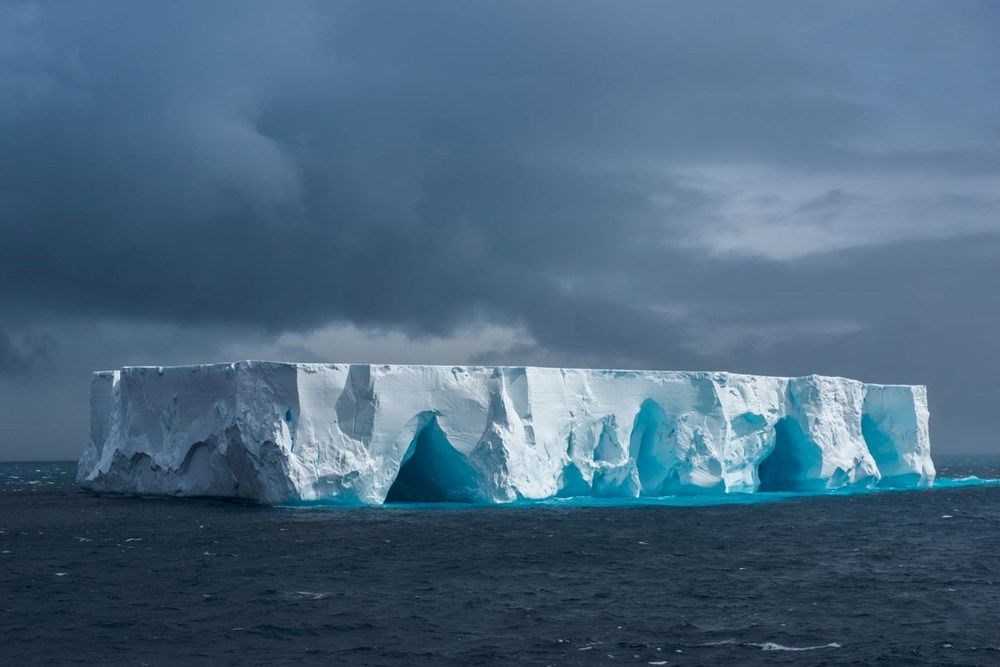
[276,476,1000,510]
[77,362,936,505]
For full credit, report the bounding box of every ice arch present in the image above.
[556,462,591,497]
[384,416,482,502]
[757,417,825,492]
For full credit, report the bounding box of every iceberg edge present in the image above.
[77,362,935,504]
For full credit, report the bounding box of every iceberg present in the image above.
[77,362,935,504]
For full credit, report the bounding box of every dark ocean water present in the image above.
[3,459,1000,665]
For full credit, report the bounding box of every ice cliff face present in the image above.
[77,362,935,504]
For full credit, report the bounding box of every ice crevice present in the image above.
[77,362,935,504]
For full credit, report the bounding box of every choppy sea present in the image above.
[3,458,1000,665]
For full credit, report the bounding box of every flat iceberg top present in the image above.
[78,361,934,504]
[105,360,921,385]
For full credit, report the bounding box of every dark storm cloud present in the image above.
[0,329,51,375]
[1,0,999,458]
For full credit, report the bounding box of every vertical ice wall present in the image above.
[77,362,935,504]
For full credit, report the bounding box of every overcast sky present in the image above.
[2,1,999,460]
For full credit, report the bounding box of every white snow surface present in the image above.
[77,362,935,504]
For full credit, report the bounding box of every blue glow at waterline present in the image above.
[282,476,1000,509]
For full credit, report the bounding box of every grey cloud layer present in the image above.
[1,1,999,458]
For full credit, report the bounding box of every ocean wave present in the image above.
[756,641,842,651]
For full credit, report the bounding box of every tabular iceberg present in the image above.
[77,362,935,504]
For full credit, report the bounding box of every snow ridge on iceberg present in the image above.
[77,362,935,504]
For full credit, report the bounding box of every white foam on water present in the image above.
[286,591,330,600]
[756,641,842,651]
